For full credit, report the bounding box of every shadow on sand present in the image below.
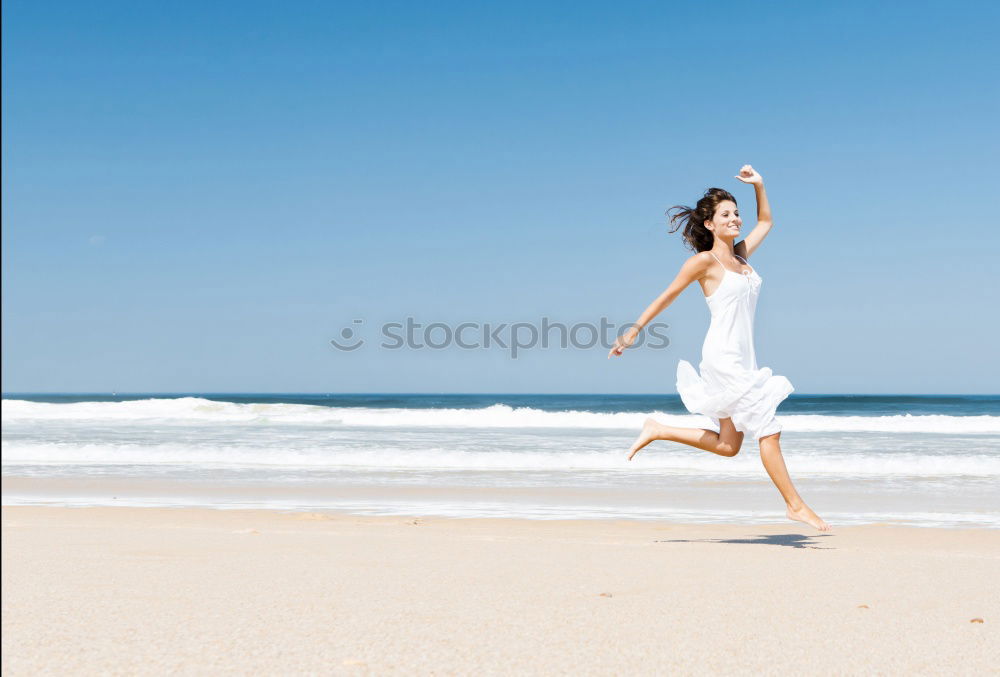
[654,533,835,550]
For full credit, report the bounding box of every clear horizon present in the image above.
[5,392,998,397]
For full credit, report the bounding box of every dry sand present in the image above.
[2,506,997,675]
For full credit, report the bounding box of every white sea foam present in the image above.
[3,440,998,477]
[1,492,996,528]
[2,398,998,433]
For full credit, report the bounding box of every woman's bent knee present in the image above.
[717,420,744,456]
[721,438,743,457]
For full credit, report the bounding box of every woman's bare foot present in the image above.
[628,417,663,461]
[786,504,832,531]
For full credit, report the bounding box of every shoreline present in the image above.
[3,500,998,530]
[4,505,998,674]
[5,474,998,529]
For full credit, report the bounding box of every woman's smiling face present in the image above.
[706,200,741,239]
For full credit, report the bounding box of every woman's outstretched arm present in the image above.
[734,165,773,258]
[608,253,712,358]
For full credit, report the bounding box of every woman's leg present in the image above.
[758,432,831,531]
[628,416,744,460]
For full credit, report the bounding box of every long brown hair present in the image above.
[666,188,737,252]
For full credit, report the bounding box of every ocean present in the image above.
[2,393,998,528]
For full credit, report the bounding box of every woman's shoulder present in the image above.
[681,250,716,275]
[689,250,716,266]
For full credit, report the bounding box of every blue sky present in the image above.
[3,0,998,394]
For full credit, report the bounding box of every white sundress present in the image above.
[675,252,793,440]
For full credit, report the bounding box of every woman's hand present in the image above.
[608,328,640,359]
[734,164,763,185]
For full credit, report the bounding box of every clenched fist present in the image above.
[734,164,763,185]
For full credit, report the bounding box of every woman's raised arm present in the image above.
[608,253,712,358]
[734,165,774,258]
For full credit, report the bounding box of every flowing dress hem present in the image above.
[676,359,793,439]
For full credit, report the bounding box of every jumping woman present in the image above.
[608,165,831,531]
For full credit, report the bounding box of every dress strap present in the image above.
[734,254,756,275]
[709,251,756,275]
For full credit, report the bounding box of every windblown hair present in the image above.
[666,188,737,253]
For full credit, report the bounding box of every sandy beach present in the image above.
[2,506,997,675]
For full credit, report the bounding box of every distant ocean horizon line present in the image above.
[5,392,999,397]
